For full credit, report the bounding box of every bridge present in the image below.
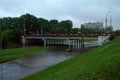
[22,34,109,50]
[22,34,108,52]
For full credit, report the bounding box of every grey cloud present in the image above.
[0,0,120,30]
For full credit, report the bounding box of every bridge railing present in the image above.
[24,33,98,37]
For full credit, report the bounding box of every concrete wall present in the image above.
[98,36,110,45]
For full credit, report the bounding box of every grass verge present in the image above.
[80,38,98,42]
[22,37,120,80]
[0,46,45,63]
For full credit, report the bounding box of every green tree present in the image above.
[38,18,49,33]
[58,20,73,33]
[1,28,22,48]
[19,13,39,34]
[115,30,120,35]
[72,28,79,34]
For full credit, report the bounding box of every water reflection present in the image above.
[16,46,80,67]
[0,46,80,80]
[0,46,96,80]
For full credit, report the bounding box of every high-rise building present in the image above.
[105,15,113,32]
[84,22,103,29]
[106,26,113,32]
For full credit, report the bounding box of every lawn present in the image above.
[81,38,97,42]
[22,37,120,80]
[84,38,97,42]
[0,46,45,63]
[46,39,67,43]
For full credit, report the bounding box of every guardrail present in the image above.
[24,34,99,37]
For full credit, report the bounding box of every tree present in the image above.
[49,19,59,33]
[38,18,49,33]
[19,13,39,34]
[49,19,58,28]
[57,27,67,34]
[115,30,120,35]
[1,28,22,48]
[80,24,85,33]
[58,20,73,33]
[50,27,56,34]
[0,17,20,30]
[72,28,79,34]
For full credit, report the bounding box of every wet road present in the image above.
[0,47,80,80]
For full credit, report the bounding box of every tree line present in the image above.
[0,13,73,34]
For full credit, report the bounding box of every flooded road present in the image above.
[0,46,82,80]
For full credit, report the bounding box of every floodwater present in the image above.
[0,41,98,80]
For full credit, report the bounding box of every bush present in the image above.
[109,35,115,41]
[1,28,22,48]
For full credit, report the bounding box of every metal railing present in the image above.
[24,33,99,37]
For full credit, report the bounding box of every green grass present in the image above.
[0,46,45,63]
[81,38,98,42]
[46,38,97,43]
[46,39,67,43]
[5,42,21,48]
[22,37,120,80]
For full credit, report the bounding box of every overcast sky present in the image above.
[0,0,120,30]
